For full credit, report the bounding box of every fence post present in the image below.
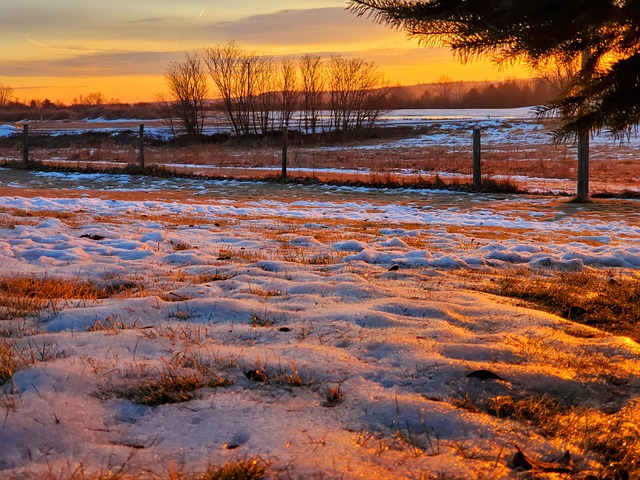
[138,124,145,170]
[576,131,590,202]
[472,128,482,190]
[281,125,288,180]
[22,124,30,167]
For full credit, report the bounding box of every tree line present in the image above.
[159,43,391,140]
[0,85,160,122]
[384,78,559,110]
[0,41,561,137]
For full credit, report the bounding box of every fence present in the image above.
[1,120,638,195]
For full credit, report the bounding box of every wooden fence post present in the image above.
[576,131,590,202]
[281,125,288,180]
[138,124,145,170]
[23,124,30,166]
[575,49,591,203]
[472,128,482,190]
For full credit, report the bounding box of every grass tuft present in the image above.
[0,339,27,385]
[482,270,640,342]
[171,240,193,251]
[454,391,640,477]
[0,274,106,319]
[199,456,266,480]
[322,382,345,407]
[113,367,233,407]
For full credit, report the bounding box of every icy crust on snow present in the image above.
[1,195,640,273]
[0,194,639,478]
[2,268,640,478]
[0,272,640,478]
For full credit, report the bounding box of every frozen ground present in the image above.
[3,108,638,196]
[0,172,639,479]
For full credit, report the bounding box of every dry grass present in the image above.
[0,339,27,385]
[0,274,147,321]
[88,315,132,333]
[171,240,194,251]
[3,119,640,193]
[321,382,345,407]
[0,275,107,319]
[274,359,313,387]
[197,457,267,480]
[216,247,265,264]
[2,456,267,480]
[3,208,76,220]
[110,366,234,407]
[481,269,640,342]
[453,391,640,478]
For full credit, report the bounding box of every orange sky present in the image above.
[0,1,531,104]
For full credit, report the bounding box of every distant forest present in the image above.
[384,78,558,109]
[0,78,558,123]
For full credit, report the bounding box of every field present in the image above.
[2,108,639,196]
[0,109,639,479]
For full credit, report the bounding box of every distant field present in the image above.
[1,108,639,195]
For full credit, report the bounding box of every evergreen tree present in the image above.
[349,0,640,201]
[348,0,640,138]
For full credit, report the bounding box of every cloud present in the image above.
[0,51,182,78]
[0,7,414,79]
[202,7,402,49]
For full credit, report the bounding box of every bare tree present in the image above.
[534,57,580,97]
[251,56,278,135]
[328,56,389,137]
[205,42,293,137]
[432,75,454,108]
[72,92,107,106]
[163,51,208,139]
[279,58,300,129]
[204,42,253,136]
[299,54,325,134]
[0,83,14,107]
[155,92,179,136]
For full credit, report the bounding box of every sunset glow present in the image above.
[0,1,531,104]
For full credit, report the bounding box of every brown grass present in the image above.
[453,391,640,478]
[200,457,267,480]
[2,118,640,194]
[481,270,640,342]
[0,339,27,385]
[0,275,100,319]
[111,367,234,407]
[0,275,145,320]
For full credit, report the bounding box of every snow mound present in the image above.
[0,124,17,137]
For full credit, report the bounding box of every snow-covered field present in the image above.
[0,109,639,478]
[2,108,639,196]
[0,167,639,479]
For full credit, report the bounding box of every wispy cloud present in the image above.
[204,7,400,48]
[0,51,182,77]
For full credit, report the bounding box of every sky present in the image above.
[0,1,531,104]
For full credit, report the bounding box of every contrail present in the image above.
[26,36,49,48]
[198,9,205,19]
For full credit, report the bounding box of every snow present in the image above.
[8,108,639,197]
[0,183,639,478]
[0,125,17,138]
[1,107,639,477]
